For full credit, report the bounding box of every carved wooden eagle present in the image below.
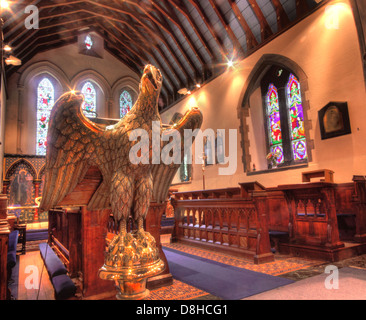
[40,64,203,234]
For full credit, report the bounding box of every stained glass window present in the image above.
[120,90,133,118]
[81,81,96,117]
[266,84,284,164]
[36,78,54,155]
[287,74,307,160]
[85,34,93,50]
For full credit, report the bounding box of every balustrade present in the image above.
[172,186,274,264]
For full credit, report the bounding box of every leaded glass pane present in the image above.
[287,74,307,160]
[81,81,96,117]
[85,34,93,50]
[267,84,282,145]
[120,90,133,118]
[36,78,54,155]
[270,145,284,164]
[292,139,307,160]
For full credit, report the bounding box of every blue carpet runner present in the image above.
[26,229,48,241]
[163,246,294,300]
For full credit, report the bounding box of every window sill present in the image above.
[171,180,192,186]
[247,163,309,176]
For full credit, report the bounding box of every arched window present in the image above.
[262,67,307,167]
[36,78,54,155]
[81,81,96,117]
[120,89,133,118]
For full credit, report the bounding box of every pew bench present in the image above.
[39,243,76,300]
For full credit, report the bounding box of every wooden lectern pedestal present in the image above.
[49,166,173,299]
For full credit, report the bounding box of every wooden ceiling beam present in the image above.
[14,29,81,58]
[83,0,194,84]
[6,8,92,46]
[91,0,200,79]
[270,0,291,31]
[3,0,41,30]
[16,34,77,62]
[206,0,246,58]
[166,0,217,62]
[12,21,94,56]
[93,30,145,75]
[107,7,191,86]
[149,9,200,80]
[186,0,227,59]
[247,0,273,42]
[227,0,258,51]
[150,0,207,67]
[103,20,183,92]
[96,24,148,66]
[7,15,93,47]
[296,0,310,17]
[3,1,85,36]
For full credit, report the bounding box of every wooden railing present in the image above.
[172,183,274,264]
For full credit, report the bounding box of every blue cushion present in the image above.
[7,250,17,269]
[39,243,67,278]
[8,230,19,252]
[51,274,76,300]
[269,231,288,236]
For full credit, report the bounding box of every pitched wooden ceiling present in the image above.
[2,0,322,110]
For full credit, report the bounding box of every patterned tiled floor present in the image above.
[163,242,322,276]
[146,279,209,300]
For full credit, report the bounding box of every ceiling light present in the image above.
[178,88,188,95]
[3,45,12,52]
[196,83,201,88]
[5,55,22,66]
[227,60,234,68]
[0,0,9,10]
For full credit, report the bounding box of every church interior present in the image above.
[1,0,366,304]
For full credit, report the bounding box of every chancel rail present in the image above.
[172,182,274,264]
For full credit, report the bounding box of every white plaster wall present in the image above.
[161,0,366,191]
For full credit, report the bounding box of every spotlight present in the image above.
[3,45,12,52]
[227,60,234,68]
[178,88,188,95]
[0,0,9,10]
[196,83,201,88]
[5,55,21,66]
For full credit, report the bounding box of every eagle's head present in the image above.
[139,64,163,97]
[56,90,84,109]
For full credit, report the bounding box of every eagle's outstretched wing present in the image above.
[40,92,105,211]
[152,107,203,203]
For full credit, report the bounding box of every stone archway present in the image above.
[237,54,314,172]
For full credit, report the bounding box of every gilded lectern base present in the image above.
[98,230,165,300]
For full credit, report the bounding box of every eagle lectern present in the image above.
[40,65,203,299]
